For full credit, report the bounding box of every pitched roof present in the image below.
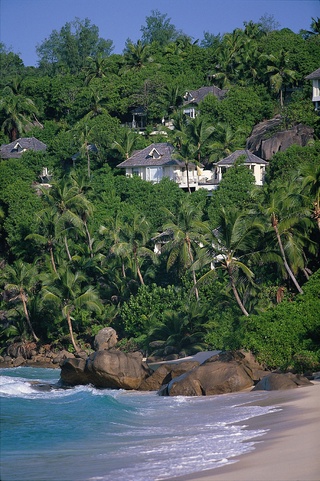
[305,67,320,80]
[216,150,268,166]
[117,143,183,168]
[0,137,47,159]
[184,85,227,105]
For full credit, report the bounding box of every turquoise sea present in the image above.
[0,367,280,481]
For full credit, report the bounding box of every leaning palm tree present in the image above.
[258,184,315,294]
[3,260,40,341]
[196,207,264,316]
[41,267,102,353]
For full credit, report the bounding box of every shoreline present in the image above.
[166,380,320,481]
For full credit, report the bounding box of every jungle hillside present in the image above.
[0,11,319,372]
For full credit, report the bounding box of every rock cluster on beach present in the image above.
[58,328,313,394]
[1,328,314,394]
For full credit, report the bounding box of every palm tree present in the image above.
[148,304,207,357]
[187,117,215,163]
[301,164,320,230]
[258,184,315,294]
[3,260,40,341]
[82,89,109,120]
[121,212,157,286]
[78,124,94,179]
[172,140,197,193]
[25,208,59,274]
[41,267,101,352]
[162,199,204,300]
[123,40,153,70]
[208,122,245,162]
[83,53,110,85]
[39,178,90,262]
[265,50,297,107]
[100,213,131,279]
[102,212,156,286]
[159,85,184,117]
[196,207,264,316]
[112,129,140,160]
[0,89,38,141]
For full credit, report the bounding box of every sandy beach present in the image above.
[167,380,320,481]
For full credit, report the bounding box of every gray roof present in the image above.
[184,85,227,105]
[305,67,320,80]
[0,137,47,159]
[216,150,268,166]
[117,143,184,168]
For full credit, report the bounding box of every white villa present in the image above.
[212,150,268,187]
[305,67,320,111]
[117,143,200,191]
[117,143,268,191]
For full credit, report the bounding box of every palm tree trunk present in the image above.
[21,291,39,341]
[136,261,145,285]
[273,222,303,294]
[122,262,126,278]
[186,162,191,194]
[49,246,57,274]
[66,310,80,353]
[84,220,93,257]
[64,236,72,262]
[187,238,199,301]
[228,273,249,317]
[86,150,91,179]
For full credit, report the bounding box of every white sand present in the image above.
[166,380,320,481]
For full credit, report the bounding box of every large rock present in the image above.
[160,351,264,396]
[246,117,314,160]
[59,358,89,385]
[253,372,313,391]
[139,361,200,391]
[94,327,118,351]
[60,350,151,390]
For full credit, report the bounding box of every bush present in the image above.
[239,269,320,371]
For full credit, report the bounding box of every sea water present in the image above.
[0,367,280,481]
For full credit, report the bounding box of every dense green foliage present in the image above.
[0,13,319,371]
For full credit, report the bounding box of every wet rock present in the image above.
[253,372,313,390]
[139,361,200,391]
[60,350,151,390]
[59,358,89,385]
[159,351,267,396]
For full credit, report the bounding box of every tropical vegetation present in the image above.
[0,12,319,372]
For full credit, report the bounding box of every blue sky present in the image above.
[0,0,319,66]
